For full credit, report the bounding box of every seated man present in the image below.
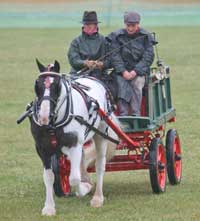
[107,11,155,116]
[67,11,109,79]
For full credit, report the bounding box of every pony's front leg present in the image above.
[42,168,56,216]
[91,135,107,207]
[68,145,82,186]
[67,145,92,197]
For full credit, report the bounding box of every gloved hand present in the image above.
[95,61,104,70]
[84,60,97,70]
[122,70,131,80]
[122,70,137,80]
[129,70,137,79]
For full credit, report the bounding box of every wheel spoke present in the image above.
[59,155,71,195]
[174,137,182,180]
[157,144,166,189]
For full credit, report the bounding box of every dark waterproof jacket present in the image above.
[67,32,110,77]
[107,28,155,102]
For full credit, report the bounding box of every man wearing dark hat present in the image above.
[68,11,109,78]
[107,11,155,116]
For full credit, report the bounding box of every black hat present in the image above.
[124,11,141,24]
[82,11,100,24]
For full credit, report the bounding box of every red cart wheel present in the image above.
[51,154,71,197]
[149,138,167,193]
[166,129,182,185]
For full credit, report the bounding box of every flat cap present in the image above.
[124,11,141,24]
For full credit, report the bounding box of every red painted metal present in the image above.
[168,117,176,123]
[116,131,152,151]
[158,125,164,131]
[83,139,93,149]
[157,143,167,190]
[127,131,152,143]
[59,155,71,194]
[98,108,140,147]
[174,135,182,180]
[58,106,174,177]
[87,154,149,173]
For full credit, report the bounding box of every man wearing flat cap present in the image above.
[68,11,109,78]
[107,11,155,116]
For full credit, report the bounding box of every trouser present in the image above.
[118,76,145,116]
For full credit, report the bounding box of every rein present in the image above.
[74,115,119,145]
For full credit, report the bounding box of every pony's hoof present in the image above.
[42,206,56,216]
[90,196,104,208]
[76,182,93,197]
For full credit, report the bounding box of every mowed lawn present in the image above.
[0,26,200,221]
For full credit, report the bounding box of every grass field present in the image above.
[0,26,200,221]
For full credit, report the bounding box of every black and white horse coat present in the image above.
[31,60,119,216]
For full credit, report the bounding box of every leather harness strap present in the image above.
[74,115,119,145]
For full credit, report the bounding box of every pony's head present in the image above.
[34,59,61,126]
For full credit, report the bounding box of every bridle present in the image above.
[33,72,73,128]
[34,95,58,126]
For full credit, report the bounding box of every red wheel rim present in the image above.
[157,144,166,190]
[59,155,71,195]
[174,136,182,180]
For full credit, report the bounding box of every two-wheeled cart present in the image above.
[52,61,182,196]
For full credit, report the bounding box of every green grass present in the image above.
[0,27,200,221]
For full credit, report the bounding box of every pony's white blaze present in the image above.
[38,77,54,125]
[38,89,50,125]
